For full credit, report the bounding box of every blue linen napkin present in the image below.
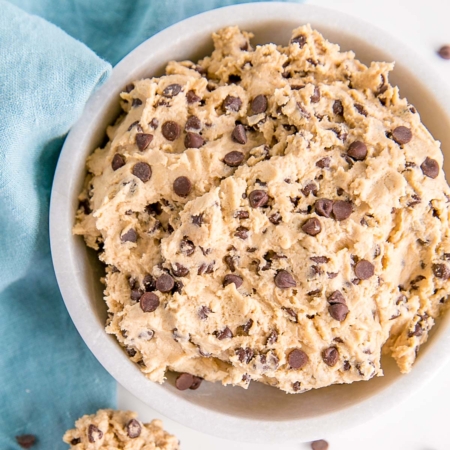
[0,1,302,448]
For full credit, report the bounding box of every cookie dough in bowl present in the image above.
[73,24,450,394]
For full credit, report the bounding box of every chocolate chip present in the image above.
[251,95,268,114]
[291,34,307,48]
[249,190,269,208]
[111,153,126,171]
[438,45,450,59]
[223,274,243,288]
[420,157,439,178]
[302,218,322,236]
[172,263,189,277]
[70,438,81,445]
[343,361,351,371]
[162,121,181,141]
[138,329,154,341]
[121,228,137,243]
[231,124,247,144]
[180,239,195,256]
[223,95,242,112]
[198,262,214,275]
[149,118,159,129]
[185,115,201,131]
[282,307,298,322]
[269,212,282,224]
[128,120,140,132]
[156,274,175,292]
[198,305,213,320]
[139,292,160,312]
[186,90,201,104]
[184,132,205,149]
[316,157,330,168]
[433,263,450,280]
[315,199,333,218]
[234,226,249,239]
[333,100,344,115]
[236,347,254,364]
[302,182,318,197]
[322,347,339,366]
[409,323,423,337]
[224,151,245,167]
[288,349,309,369]
[132,162,152,182]
[192,214,203,226]
[332,200,353,221]
[130,288,143,301]
[16,435,36,449]
[224,255,236,272]
[136,133,153,151]
[274,270,297,289]
[328,303,349,321]
[163,83,182,98]
[132,98,142,107]
[355,259,375,280]
[311,439,329,450]
[310,256,329,263]
[88,425,103,443]
[328,290,346,305]
[143,274,156,291]
[190,376,203,390]
[310,87,320,103]
[215,326,233,340]
[124,83,135,93]
[126,419,142,438]
[347,140,367,160]
[176,373,195,390]
[266,330,278,345]
[354,103,368,116]
[392,126,412,144]
[173,176,192,197]
[236,319,253,336]
[235,210,250,219]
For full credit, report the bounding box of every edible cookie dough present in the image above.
[63,409,179,449]
[74,25,450,394]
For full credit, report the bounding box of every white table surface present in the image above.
[118,1,450,448]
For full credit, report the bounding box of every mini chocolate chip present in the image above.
[438,45,450,59]
[266,330,278,345]
[70,438,81,445]
[328,290,346,304]
[274,270,297,288]
[198,305,212,320]
[311,439,329,450]
[409,323,423,337]
[172,263,189,277]
[224,255,236,272]
[315,199,333,217]
[215,326,233,340]
[332,200,353,221]
[121,228,137,243]
[347,140,367,160]
[139,292,160,312]
[184,132,205,148]
[223,95,242,112]
[162,121,181,141]
[322,347,339,366]
[192,214,203,226]
[433,263,450,280]
[88,425,103,443]
[302,218,322,236]
[236,347,254,364]
[112,153,126,171]
[234,226,249,239]
[333,100,344,115]
[392,126,412,144]
[16,435,36,449]
[288,349,309,369]
[355,259,375,280]
[130,288,143,301]
[143,274,156,291]
[343,361,351,371]
[224,151,245,167]
[132,162,152,182]
[186,90,201,104]
[198,262,214,275]
[173,176,192,197]
[269,212,282,225]
[316,157,330,168]
[180,239,195,256]
[124,420,142,440]
[291,34,307,48]
[124,83,135,93]
[282,307,297,322]
[420,157,439,178]
[310,256,329,263]
[185,115,201,131]
[149,118,159,129]
[176,373,195,390]
[329,303,349,321]
[235,210,250,219]
[310,86,320,103]
[223,274,243,288]
[132,98,142,107]
[190,376,203,390]
[249,190,269,208]
[354,103,368,116]
[163,83,182,97]
[156,274,175,292]
[136,133,153,151]
[231,124,247,144]
[251,95,268,114]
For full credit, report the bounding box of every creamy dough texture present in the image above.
[74,25,450,394]
[63,409,179,449]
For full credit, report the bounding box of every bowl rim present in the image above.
[50,2,450,443]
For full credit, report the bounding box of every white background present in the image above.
[118,1,450,448]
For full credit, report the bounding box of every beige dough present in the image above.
[74,25,450,393]
[63,409,179,449]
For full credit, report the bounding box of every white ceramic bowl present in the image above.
[50,3,450,444]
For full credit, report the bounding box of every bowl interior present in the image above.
[51,3,450,443]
